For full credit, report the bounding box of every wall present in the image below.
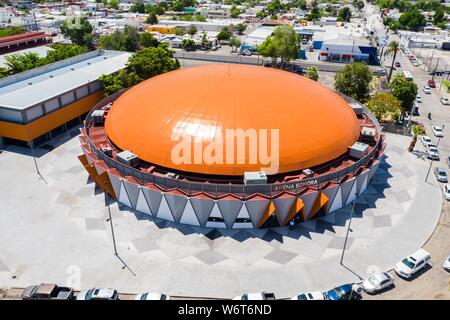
[0,91,104,142]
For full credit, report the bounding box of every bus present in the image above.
[403,71,413,81]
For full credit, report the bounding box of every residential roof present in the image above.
[0,50,131,111]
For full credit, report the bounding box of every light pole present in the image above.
[340,192,358,265]
[105,182,118,257]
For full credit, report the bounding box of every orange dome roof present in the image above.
[105,64,360,176]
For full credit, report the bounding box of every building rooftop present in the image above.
[0,50,131,111]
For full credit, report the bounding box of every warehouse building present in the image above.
[0,49,131,149]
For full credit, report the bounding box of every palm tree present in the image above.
[384,40,400,83]
[408,124,425,152]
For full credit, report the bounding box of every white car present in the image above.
[422,85,431,94]
[416,96,422,103]
[232,292,276,300]
[432,126,444,137]
[290,291,325,300]
[443,254,450,271]
[420,135,433,147]
[441,97,450,105]
[134,292,170,300]
[443,184,450,201]
[412,60,419,67]
[395,249,432,279]
[427,144,440,160]
[77,288,118,300]
[361,272,394,294]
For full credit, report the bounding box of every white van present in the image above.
[395,249,432,279]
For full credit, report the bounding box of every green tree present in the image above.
[366,92,401,121]
[182,39,196,51]
[99,44,180,95]
[408,124,426,152]
[147,12,158,25]
[305,66,319,81]
[98,26,141,52]
[353,0,365,10]
[384,40,400,83]
[4,53,43,74]
[389,73,418,119]
[44,44,86,64]
[131,3,146,13]
[107,0,119,9]
[229,37,241,52]
[307,4,322,21]
[230,5,241,18]
[335,62,373,102]
[398,9,426,31]
[217,27,231,41]
[235,23,247,35]
[174,27,186,36]
[0,26,26,38]
[337,7,352,22]
[140,32,158,48]
[434,5,445,25]
[187,24,197,36]
[60,17,94,47]
[258,25,299,66]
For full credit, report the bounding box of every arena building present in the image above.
[79,64,385,229]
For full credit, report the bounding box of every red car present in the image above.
[428,79,436,87]
[395,62,401,68]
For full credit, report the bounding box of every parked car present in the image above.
[446,155,450,168]
[443,254,450,271]
[290,291,325,300]
[373,68,386,76]
[427,144,440,160]
[241,49,252,56]
[134,292,170,300]
[434,167,448,182]
[428,79,436,87]
[420,135,433,147]
[395,62,401,68]
[361,272,394,294]
[324,284,362,300]
[395,249,432,279]
[232,292,276,300]
[22,283,74,300]
[416,95,422,103]
[422,85,431,94]
[432,126,444,137]
[443,184,450,201]
[412,60,419,67]
[77,288,119,300]
[441,97,449,105]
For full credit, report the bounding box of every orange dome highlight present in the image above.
[105,64,360,176]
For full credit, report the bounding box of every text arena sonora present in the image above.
[178,304,272,317]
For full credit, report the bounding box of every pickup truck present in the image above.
[232,292,276,300]
[22,283,74,300]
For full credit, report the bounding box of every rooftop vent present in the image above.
[28,82,32,85]
[165,172,179,179]
[87,62,91,65]
[49,75,53,78]
[71,68,74,71]
[302,168,314,178]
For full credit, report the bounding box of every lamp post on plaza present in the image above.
[340,192,358,265]
[104,182,118,257]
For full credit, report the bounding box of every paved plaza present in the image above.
[0,130,443,298]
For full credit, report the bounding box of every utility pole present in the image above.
[105,182,118,257]
[432,57,440,81]
[440,64,447,91]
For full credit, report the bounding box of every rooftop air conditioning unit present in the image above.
[349,142,369,159]
[244,171,267,185]
[349,102,363,116]
[92,109,105,125]
[361,126,376,139]
[165,172,179,179]
[116,150,139,167]
[302,168,314,177]
[100,144,112,157]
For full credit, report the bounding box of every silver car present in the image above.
[361,272,394,294]
[434,167,448,182]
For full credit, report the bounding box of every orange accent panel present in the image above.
[284,197,304,225]
[78,154,116,199]
[307,192,329,221]
[105,65,360,176]
[0,91,104,142]
[257,201,276,228]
